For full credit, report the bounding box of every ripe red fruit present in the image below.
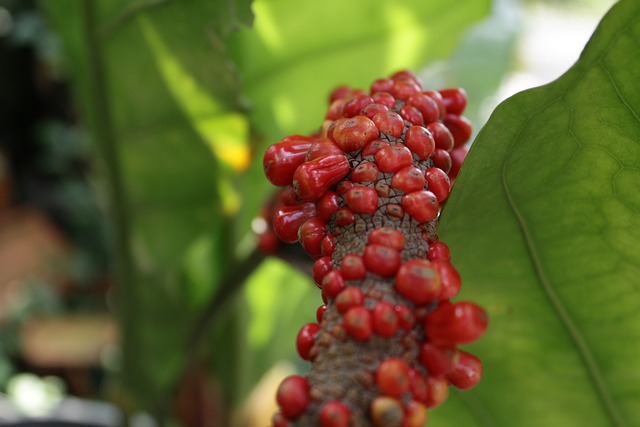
[367,227,405,251]
[433,260,462,300]
[391,80,421,100]
[319,401,351,427]
[351,161,380,183]
[448,145,468,180]
[321,234,336,256]
[431,148,452,173]
[404,125,435,159]
[334,207,355,226]
[330,116,380,152]
[264,139,313,186]
[425,375,449,408]
[426,122,454,152]
[419,343,453,377]
[422,90,446,119]
[361,103,390,119]
[425,167,451,203]
[375,145,413,173]
[280,185,302,206]
[395,259,441,305]
[447,349,482,390]
[316,190,340,221]
[427,241,451,261]
[408,369,428,403]
[361,139,390,158]
[363,244,401,277]
[399,104,424,126]
[312,256,332,287]
[293,154,350,201]
[326,98,346,120]
[342,94,374,118]
[394,304,416,330]
[438,88,468,115]
[340,254,366,280]
[391,166,426,193]
[376,358,410,397]
[370,78,394,94]
[443,114,472,148]
[343,306,373,341]
[316,304,328,323]
[306,138,344,161]
[276,375,310,419]
[370,397,403,427]
[372,301,399,337]
[425,301,488,346]
[298,217,327,258]
[321,270,346,299]
[401,190,440,223]
[335,287,365,313]
[371,91,396,109]
[272,202,317,243]
[403,401,428,427]
[296,323,320,360]
[335,180,354,196]
[345,186,378,214]
[328,85,353,103]
[371,111,405,138]
[406,93,440,124]
[391,69,422,86]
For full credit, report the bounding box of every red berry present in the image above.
[399,104,424,126]
[402,401,428,427]
[343,306,373,341]
[326,99,346,120]
[351,161,380,183]
[272,412,291,427]
[363,244,401,277]
[406,93,440,124]
[404,125,435,159]
[293,154,350,201]
[321,234,336,256]
[438,88,468,115]
[330,116,380,152]
[367,227,405,251]
[319,401,351,427]
[361,103,390,119]
[276,375,310,419]
[371,91,396,109]
[372,111,405,138]
[391,166,426,193]
[372,301,399,337]
[316,304,328,323]
[448,145,468,180]
[264,139,313,186]
[335,286,365,313]
[328,85,353,103]
[426,122,454,152]
[335,180,354,196]
[316,190,340,221]
[296,323,320,360]
[391,70,422,86]
[425,375,449,408]
[306,138,344,161]
[361,139,390,158]
[298,217,327,258]
[376,358,410,397]
[431,148,452,173]
[419,343,453,377]
[375,145,413,173]
[280,185,302,206]
[447,349,482,390]
[443,114,472,148]
[375,181,391,198]
[370,78,394,94]
[422,90,446,119]
[433,260,462,300]
[425,167,451,202]
[345,186,378,214]
[425,301,488,346]
[340,254,366,280]
[272,202,317,243]
[335,207,355,226]
[391,80,421,100]
[395,304,416,330]
[427,241,451,261]
[313,256,333,287]
[342,94,374,118]
[401,190,439,223]
[395,259,441,305]
[408,369,428,403]
[321,270,346,299]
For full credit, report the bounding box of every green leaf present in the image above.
[438,1,640,426]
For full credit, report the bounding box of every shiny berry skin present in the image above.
[363,244,401,277]
[276,375,310,419]
[321,270,346,299]
[407,92,440,124]
[375,145,413,173]
[329,85,352,103]
[313,256,332,287]
[391,165,426,193]
[401,190,440,223]
[376,358,410,397]
[372,301,399,337]
[438,88,468,115]
[447,349,483,390]
[335,287,365,313]
[330,116,380,152]
[298,217,327,258]
[395,259,441,305]
[427,241,451,261]
[448,145,468,180]
[390,80,421,100]
[264,139,313,186]
[403,401,428,427]
[431,148,452,173]
[408,369,428,403]
[404,125,435,159]
[434,260,461,300]
[340,254,366,280]
[351,161,380,183]
[425,375,449,408]
[425,167,451,203]
[335,207,355,226]
[426,122,454,152]
[422,90,446,119]
[361,102,389,119]
[371,91,396,109]
[361,139,389,158]
[272,202,317,243]
[367,227,405,251]
[372,111,405,138]
[343,306,373,341]
[370,78,394,94]
[319,401,351,427]
[399,105,424,126]
[316,190,340,221]
[443,114,473,148]
[326,99,346,120]
[342,94,374,117]
[321,234,336,256]
[345,186,378,214]
[316,304,328,323]
[335,180,353,196]
[306,138,344,161]
[395,304,416,330]
[296,323,320,360]
[280,185,302,206]
[425,301,488,346]
[419,343,453,377]
[293,154,350,201]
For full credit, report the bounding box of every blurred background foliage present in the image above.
[0,0,620,426]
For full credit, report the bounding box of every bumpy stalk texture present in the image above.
[261,70,486,427]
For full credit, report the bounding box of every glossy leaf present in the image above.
[438,1,640,426]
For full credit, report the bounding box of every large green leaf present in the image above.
[437,1,640,425]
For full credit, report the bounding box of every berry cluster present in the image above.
[262,70,486,426]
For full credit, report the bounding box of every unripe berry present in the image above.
[372,111,405,138]
[426,122,454,152]
[293,154,350,201]
[330,116,380,152]
[404,125,435,159]
[425,301,488,346]
[395,259,441,305]
[376,358,410,397]
[319,401,351,427]
[263,139,313,186]
[351,161,380,183]
[340,254,366,280]
[425,167,451,203]
[375,145,413,173]
[372,301,399,337]
[296,323,320,360]
[447,349,483,390]
[276,375,310,419]
[345,186,379,214]
[401,190,439,223]
[343,306,373,341]
[363,244,401,277]
[391,166,426,193]
[367,227,405,251]
[272,203,317,243]
[370,396,404,427]
[438,88,468,115]
[335,287,365,313]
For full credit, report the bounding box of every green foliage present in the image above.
[438,1,640,425]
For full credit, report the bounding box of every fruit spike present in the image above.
[262,69,485,426]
